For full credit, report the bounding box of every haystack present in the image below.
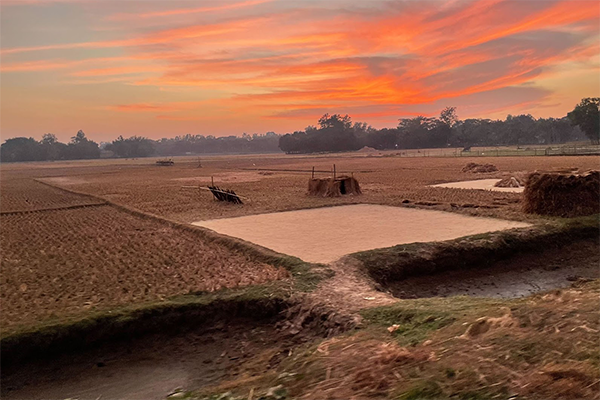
[523,170,599,217]
[495,173,527,188]
[308,175,361,197]
[462,163,498,173]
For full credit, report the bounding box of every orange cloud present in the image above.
[109,0,274,20]
[2,0,599,140]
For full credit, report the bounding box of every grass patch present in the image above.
[361,305,455,346]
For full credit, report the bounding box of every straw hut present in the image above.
[523,170,599,217]
[308,175,361,197]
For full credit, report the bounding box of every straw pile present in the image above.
[462,162,498,173]
[308,176,361,197]
[523,170,599,217]
[495,173,527,188]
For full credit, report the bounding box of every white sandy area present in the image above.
[431,179,524,193]
[193,204,530,263]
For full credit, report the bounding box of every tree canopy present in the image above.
[567,98,599,144]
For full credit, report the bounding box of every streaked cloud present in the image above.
[1,0,598,141]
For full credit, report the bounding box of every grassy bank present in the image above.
[352,215,599,284]
[1,281,292,366]
[189,280,599,400]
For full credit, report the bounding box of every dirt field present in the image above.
[3,154,596,223]
[1,153,599,399]
[194,204,530,263]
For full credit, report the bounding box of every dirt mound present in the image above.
[523,170,599,217]
[462,163,498,173]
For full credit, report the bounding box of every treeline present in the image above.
[279,108,590,154]
[152,132,280,156]
[0,131,280,162]
[0,131,101,162]
[2,98,597,162]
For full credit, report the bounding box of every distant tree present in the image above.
[0,137,42,162]
[567,98,600,144]
[41,133,57,145]
[65,130,100,159]
[106,136,155,158]
[72,130,87,144]
[40,133,65,160]
[440,106,458,128]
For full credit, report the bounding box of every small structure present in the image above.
[523,170,599,217]
[307,165,361,197]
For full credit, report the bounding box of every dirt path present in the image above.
[310,257,396,313]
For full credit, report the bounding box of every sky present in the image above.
[1,0,599,142]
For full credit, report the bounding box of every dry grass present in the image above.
[0,178,102,213]
[0,204,288,334]
[200,281,599,400]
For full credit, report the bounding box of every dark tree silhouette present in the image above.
[568,98,600,144]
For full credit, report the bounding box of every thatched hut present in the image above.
[523,170,599,217]
[308,175,361,197]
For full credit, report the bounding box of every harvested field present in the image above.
[6,154,596,222]
[431,178,524,192]
[193,204,530,263]
[0,204,288,333]
[0,179,102,213]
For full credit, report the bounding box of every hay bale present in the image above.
[462,163,498,173]
[495,174,527,188]
[307,176,361,197]
[523,170,599,217]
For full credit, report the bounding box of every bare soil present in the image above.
[194,204,530,263]
[4,154,596,223]
[431,178,524,192]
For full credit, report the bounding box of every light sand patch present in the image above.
[431,179,524,193]
[42,177,88,186]
[193,204,530,263]
[173,171,280,184]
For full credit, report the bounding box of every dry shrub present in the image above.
[523,170,599,217]
[303,337,429,399]
[462,162,498,173]
[307,176,361,197]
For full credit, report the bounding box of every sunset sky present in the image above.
[1,0,599,142]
